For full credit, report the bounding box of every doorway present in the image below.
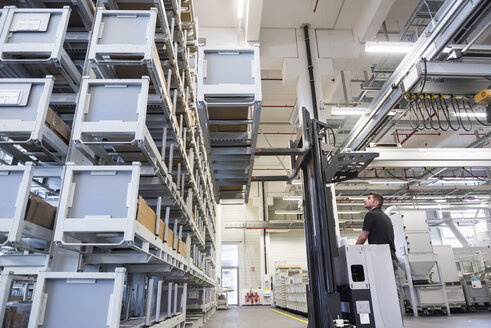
[221,244,239,305]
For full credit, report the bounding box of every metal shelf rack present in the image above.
[0,0,217,327]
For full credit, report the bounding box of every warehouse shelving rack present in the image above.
[0,0,218,327]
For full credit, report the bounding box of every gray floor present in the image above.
[204,306,491,328]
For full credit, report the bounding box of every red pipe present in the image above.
[261,78,283,81]
[313,0,319,13]
[397,132,441,136]
[400,129,418,145]
[356,175,487,180]
[337,197,488,202]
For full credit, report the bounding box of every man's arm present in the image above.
[357,211,373,244]
[355,230,369,244]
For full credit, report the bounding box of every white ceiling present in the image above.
[195,0,241,28]
[260,0,344,29]
[195,0,371,30]
[194,0,491,199]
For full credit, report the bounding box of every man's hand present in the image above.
[355,230,369,245]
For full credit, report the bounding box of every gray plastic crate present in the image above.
[0,77,68,163]
[198,46,262,100]
[0,8,69,62]
[0,8,81,91]
[0,272,35,328]
[0,163,62,245]
[0,7,12,78]
[88,9,167,96]
[53,163,142,246]
[71,77,165,171]
[0,164,33,244]
[21,0,95,31]
[28,269,125,328]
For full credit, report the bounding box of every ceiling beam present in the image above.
[367,147,491,168]
[353,0,396,42]
[246,0,263,42]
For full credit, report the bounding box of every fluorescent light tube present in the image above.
[275,210,303,215]
[283,195,303,201]
[337,211,362,214]
[365,41,414,53]
[453,112,487,118]
[291,180,302,185]
[331,106,368,116]
[368,180,407,184]
[237,0,244,20]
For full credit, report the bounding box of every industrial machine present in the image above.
[390,211,451,315]
[334,245,403,327]
[433,245,466,310]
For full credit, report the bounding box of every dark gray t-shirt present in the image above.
[362,207,397,261]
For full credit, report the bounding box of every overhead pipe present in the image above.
[303,24,319,120]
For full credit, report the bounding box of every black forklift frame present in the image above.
[252,108,378,328]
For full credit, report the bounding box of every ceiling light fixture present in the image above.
[368,180,407,184]
[275,210,303,215]
[331,106,368,116]
[237,0,244,20]
[365,41,415,53]
[291,180,302,185]
[346,196,366,200]
[453,112,487,118]
[283,195,303,201]
[331,106,397,116]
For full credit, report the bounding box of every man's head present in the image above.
[364,192,384,211]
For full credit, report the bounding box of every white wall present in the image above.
[199,27,247,47]
[219,202,264,305]
[268,230,307,273]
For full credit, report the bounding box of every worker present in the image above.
[355,192,404,316]
[355,192,397,262]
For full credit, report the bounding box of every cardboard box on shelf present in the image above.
[3,301,31,328]
[179,241,187,258]
[157,221,165,241]
[166,228,174,249]
[45,108,71,144]
[136,196,157,234]
[25,193,56,230]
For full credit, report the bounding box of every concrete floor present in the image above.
[204,306,491,328]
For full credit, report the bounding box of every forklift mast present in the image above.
[253,108,378,327]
